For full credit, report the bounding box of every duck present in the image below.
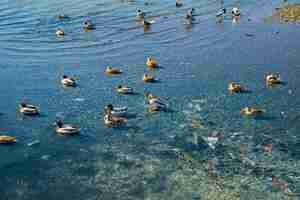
[176,0,183,7]
[105,104,128,117]
[148,102,166,112]
[232,7,240,17]
[145,93,167,106]
[105,66,122,75]
[186,8,195,20]
[58,14,68,20]
[56,28,65,37]
[19,103,40,115]
[61,75,77,87]
[241,107,265,116]
[137,9,146,20]
[266,73,281,85]
[104,113,127,127]
[142,19,152,27]
[216,8,226,17]
[54,120,80,135]
[143,74,155,83]
[0,135,17,144]
[116,85,134,94]
[228,82,244,93]
[83,20,94,30]
[146,57,158,68]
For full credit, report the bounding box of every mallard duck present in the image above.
[137,9,146,20]
[58,14,68,20]
[61,75,77,87]
[176,0,183,7]
[144,92,156,99]
[216,8,226,17]
[104,113,127,127]
[148,102,166,112]
[56,28,65,36]
[54,120,80,135]
[116,85,133,94]
[266,73,281,85]
[105,104,128,117]
[83,20,94,30]
[146,57,158,68]
[143,74,155,83]
[232,7,240,17]
[0,135,17,144]
[186,8,195,19]
[145,93,167,107]
[241,107,265,116]
[105,67,122,75]
[142,19,152,27]
[19,103,39,115]
[228,82,244,93]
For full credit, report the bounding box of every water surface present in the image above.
[1,0,300,199]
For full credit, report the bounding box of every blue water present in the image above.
[1,0,300,199]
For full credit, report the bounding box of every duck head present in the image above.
[144,92,150,98]
[105,104,114,112]
[137,9,145,17]
[232,7,240,16]
[55,120,63,128]
[84,20,94,30]
[20,102,27,107]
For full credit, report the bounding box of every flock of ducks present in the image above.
[55,0,241,37]
[1,64,280,144]
[229,73,283,116]
[0,2,277,144]
[0,55,168,144]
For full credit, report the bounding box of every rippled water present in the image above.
[1,0,300,199]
